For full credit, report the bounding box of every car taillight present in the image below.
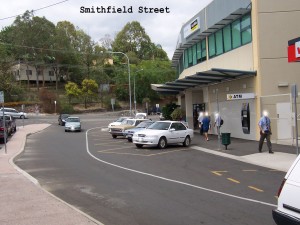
[277,178,286,197]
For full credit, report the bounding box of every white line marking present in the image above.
[86,127,276,208]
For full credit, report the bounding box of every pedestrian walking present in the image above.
[258,110,274,154]
[201,112,210,141]
[214,113,223,135]
[198,112,204,135]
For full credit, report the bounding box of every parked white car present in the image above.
[108,117,133,128]
[0,107,27,119]
[273,154,300,224]
[132,120,194,149]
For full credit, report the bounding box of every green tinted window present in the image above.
[232,20,241,49]
[192,44,197,65]
[241,14,252,44]
[197,42,201,60]
[188,47,193,64]
[216,30,223,55]
[208,35,216,57]
[184,50,188,69]
[223,25,232,52]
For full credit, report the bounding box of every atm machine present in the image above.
[241,103,250,134]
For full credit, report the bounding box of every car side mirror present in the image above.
[170,128,175,132]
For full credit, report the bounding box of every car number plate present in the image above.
[138,137,143,142]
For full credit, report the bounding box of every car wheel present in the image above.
[183,136,191,147]
[127,138,132,142]
[20,115,25,119]
[136,144,143,148]
[158,137,167,149]
[112,135,117,139]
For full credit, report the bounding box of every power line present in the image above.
[0,0,69,21]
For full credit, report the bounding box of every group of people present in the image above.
[197,112,222,141]
[197,110,274,154]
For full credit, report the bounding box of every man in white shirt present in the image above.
[258,110,274,154]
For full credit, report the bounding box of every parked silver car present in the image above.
[0,107,27,119]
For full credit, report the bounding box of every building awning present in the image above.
[151,68,256,94]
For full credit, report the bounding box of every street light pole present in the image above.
[134,68,143,114]
[106,51,132,116]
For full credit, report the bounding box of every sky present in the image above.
[0,0,213,59]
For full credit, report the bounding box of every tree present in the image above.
[65,81,81,104]
[81,79,98,109]
[112,21,154,60]
[10,11,56,90]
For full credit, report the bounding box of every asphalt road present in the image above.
[14,114,281,225]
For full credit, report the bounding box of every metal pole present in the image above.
[134,73,136,114]
[292,84,299,155]
[107,51,132,116]
[134,69,143,114]
[294,94,299,155]
[216,89,221,150]
[2,103,7,154]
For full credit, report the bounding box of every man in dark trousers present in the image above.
[258,110,274,154]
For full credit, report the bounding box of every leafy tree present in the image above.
[65,81,81,104]
[10,11,56,90]
[81,79,98,109]
[112,21,169,61]
[0,44,24,102]
[162,103,178,120]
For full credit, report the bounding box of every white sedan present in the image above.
[132,121,194,149]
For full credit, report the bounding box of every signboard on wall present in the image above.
[183,17,200,39]
[288,37,300,62]
[227,93,255,101]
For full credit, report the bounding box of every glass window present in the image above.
[184,50,188,69]
[192,44,197,65]
[215,30,224,55]
[241,14,252,44]
[223,25,232,52]
[201,39,206,60]
[232,20,241,49]
[197,42,201,61]
[208,34,216,57]
[188,47,193,64]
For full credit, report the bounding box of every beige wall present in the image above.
[255,0,300,96]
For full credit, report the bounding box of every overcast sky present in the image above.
[0,0,213,59]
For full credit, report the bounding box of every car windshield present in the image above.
[61,114,69,119]
[136,121,151,128]
[67,118,80,122]
[116,117,126,122]
[126,120,135,125]
[148,122,171,130]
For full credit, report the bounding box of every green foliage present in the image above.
[65,82,81,103]
[162,102,178,120]
[81,79,99,109]
[171,107,185,121]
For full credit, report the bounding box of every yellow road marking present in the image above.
[98,146,133,152]
[248,186,264,192]
[227,178,240,184]
[95,141,129,145]
[211,171,228,176]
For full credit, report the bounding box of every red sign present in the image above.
[288,37,300,63]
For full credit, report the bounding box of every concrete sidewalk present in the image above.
[0,124,102,225]
[0,124,298,225]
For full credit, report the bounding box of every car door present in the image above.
[176,122,188,143]
[168,123,181,144]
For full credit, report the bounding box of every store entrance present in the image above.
[193,103,205,129]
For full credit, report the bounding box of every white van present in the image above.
[273,154,300,224]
